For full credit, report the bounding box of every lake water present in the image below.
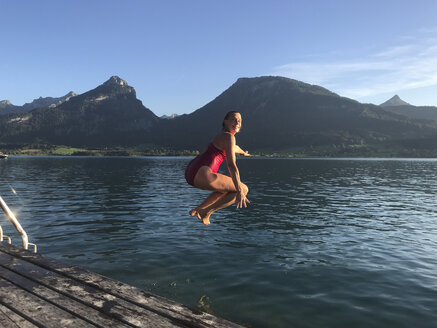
[1,156,437,328]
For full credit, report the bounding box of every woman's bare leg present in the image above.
[192,166,248,225]
[196,192,238,225]
[189,191,226,217]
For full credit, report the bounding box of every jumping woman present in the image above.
[184,111,250,225]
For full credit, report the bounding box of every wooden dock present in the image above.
[0,242,243,328]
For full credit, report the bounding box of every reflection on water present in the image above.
[1,156,437,328]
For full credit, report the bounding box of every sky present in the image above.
[1,0,437,116]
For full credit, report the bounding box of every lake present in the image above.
[1,156,437,328]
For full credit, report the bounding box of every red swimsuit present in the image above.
[185,143,227,186]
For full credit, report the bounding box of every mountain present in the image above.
[380,95,411,107]
[379,95,437,122]
[0,92,77,115]
[2,75,437,156]
[156,76,437,152]
[0,76,158,146]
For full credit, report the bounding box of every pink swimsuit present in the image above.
[185,143,227,186]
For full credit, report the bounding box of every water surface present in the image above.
[1,156,437,327]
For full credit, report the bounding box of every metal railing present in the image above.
[0,225,12,244]
[0,196,37,253]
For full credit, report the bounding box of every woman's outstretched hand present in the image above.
[242,150,251,157]
[236,191,250,209]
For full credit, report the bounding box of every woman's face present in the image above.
[224,113,242,134]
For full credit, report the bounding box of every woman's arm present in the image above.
[223,134,249,208]
[235,144,250,156]
[224,134,241,191]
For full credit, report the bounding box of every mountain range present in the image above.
[2,76,437,156]
[0,92,77,115]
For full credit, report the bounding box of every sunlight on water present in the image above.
[1,156,437,328]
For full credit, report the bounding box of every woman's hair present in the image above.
[222,111,240,130]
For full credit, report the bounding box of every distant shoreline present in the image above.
[3,145,437,159]
[1,145,198,157]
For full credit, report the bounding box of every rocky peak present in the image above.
[94,76,134,96]
[0,100,13,107]
[75,76,136,105]
[380,95,411,107]
[103,76,128,87]
[0,100,15,115]
[62,91,77,104]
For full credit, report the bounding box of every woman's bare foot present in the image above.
[189,208,212,225]
[189,209,205,223]
[196,209,211,225]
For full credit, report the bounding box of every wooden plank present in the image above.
[0,252,186,328]
[0,243,243,328]
[0,266,131,328]
[0,277,95,328]
[0,304,38,328]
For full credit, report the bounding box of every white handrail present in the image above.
[0,196,37,252]
[0,225,12,244]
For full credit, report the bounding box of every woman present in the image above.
[185,111,250,225]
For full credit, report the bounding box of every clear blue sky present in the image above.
[1,0,437,116]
